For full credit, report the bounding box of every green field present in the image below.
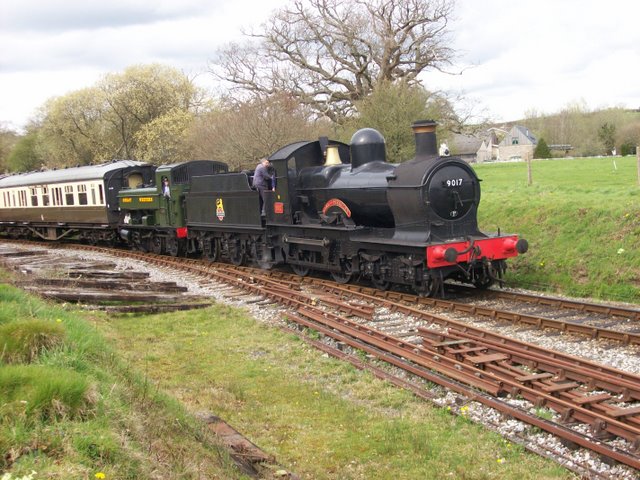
[473,155,640,302]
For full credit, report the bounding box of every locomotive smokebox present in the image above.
[350,128,386,169]
[412,120,438,159]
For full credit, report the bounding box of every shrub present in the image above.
[0,319,65,364]
[0,365,97,422]
[620,142,636,156]
[534,137,552,159]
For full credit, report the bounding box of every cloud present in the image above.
[421,0,640,121]
[0,0,211,33]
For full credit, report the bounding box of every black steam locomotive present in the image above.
[0,120,527,296]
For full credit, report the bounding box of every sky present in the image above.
[1,0,639,132]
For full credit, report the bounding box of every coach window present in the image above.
[42,186,50,206]
[52,187,62,206]
[30,188,38,206]
[19,190,27,207]
[78,184,88,205]
[98,185,104,205]
[65,185,75,205]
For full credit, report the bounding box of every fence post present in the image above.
[637,146,640,186]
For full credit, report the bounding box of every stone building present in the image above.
[475,131,500,163]
[497,125,537,161]
[444,126,538,163]
[448,131,498,163]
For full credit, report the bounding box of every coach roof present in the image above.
[0,160,147,188]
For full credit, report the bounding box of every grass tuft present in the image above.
[0,364,97,423]
[0,319,66,364]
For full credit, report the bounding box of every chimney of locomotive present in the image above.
[412,120,438,159]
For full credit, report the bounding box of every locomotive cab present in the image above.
[266,139,350,225]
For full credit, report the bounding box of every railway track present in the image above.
[2,240,640,477]
[303,280,640,346]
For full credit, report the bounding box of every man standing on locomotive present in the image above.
[253,158,275,216]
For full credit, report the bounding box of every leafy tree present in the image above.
[0,124,19,173]
[39,87,109,166]
[211,0,456,123]
[618,121,640,156]
[134,108,195,163]
[99,64,199,159]
[38,64,203,167]
[598,122,616,154]
[6,132,44,172]
[533,137,551,159]
[342,81,456,162]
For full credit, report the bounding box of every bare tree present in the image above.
[211,0,456,122]
[187,93,331,170]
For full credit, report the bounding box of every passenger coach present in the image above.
[0,161,154,243]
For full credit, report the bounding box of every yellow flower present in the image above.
[56,318,63,323]
[497,458,506,464]
[95,473,106,479]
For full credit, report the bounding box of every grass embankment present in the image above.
[1,268,573,479]
[474,156,640,302]
[0,270,243,479]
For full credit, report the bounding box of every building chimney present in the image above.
[412,120,438,159]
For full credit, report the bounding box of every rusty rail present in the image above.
[312,281,640,346]
[289,306,640,470]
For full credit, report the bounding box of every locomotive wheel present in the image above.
[291,251,312,276]
[166,237,181,257]
[473,276,494,290]
[371,274,390,290]
[150,235,165,255]
[205,238,220,262]
[331,260,353,284]
[473,264,497,290]
[415,278,438,297]
[229,242,246,266]
[291,263,310,277]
